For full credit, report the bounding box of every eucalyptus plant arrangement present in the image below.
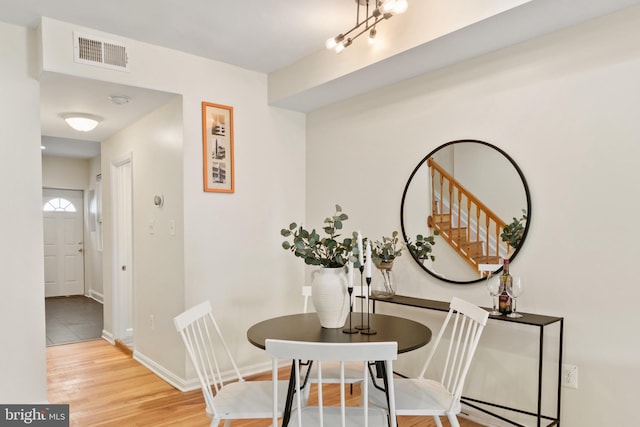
[281,204,356,268]
[370,231,403,268]
[406,231,439,263]
[501,209,527,248]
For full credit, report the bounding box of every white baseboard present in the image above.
[133,350,199,392]
[132,351,277,394]
[87,290,104,304]
[101,330,114,344]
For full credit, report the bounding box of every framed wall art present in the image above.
[202,102,234,193]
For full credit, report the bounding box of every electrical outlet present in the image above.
[150,314,155,330]
[562,364,578,389]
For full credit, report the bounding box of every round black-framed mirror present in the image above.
[400,139,531,284]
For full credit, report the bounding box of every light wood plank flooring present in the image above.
[47,340,484,427]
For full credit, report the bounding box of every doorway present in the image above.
[43,188,104,345]
[111,154,134,348]
[40,74,177,352]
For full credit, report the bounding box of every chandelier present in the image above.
[326,0,409,53]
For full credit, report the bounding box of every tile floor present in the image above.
[45,295,103,346]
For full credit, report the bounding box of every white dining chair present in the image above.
[301,285,365,400]
[267,339,398,427]
[174,300,289,427]
[368,296,489,427]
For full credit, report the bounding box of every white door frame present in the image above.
[110,153,134,345]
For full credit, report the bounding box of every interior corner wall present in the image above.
[0,22,48,403]
[305,7,640,427]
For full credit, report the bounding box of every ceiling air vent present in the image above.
[73,32,129,72]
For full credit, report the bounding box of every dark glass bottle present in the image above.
[498,258,513,315]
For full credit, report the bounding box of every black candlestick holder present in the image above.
[360,276,377,335]
[342,283,358,334]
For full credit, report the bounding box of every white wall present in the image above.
[42,155,89,189]
[0,22,48,403]
[306,7,640,427]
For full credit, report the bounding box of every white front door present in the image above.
[43,188,85,297]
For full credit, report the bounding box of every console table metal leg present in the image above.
[538,325,544,427]
[556,319,564,426]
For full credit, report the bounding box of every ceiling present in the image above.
[1,0,639,157]
[39,74,177,157]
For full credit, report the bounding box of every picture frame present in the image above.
[202,102,234,193]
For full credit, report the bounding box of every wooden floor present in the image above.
[47,339,484,427]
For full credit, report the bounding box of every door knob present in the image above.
[78,248,83,253]
[122,265,127,271]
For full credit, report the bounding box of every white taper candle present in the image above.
[365,240,372,278]
[357,232,364,267]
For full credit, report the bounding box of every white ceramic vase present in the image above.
[310,266,350,328]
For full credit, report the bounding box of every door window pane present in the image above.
[43,197,77,212]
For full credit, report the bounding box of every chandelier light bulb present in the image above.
[326,34,344,50]
[393,0,408,14]
[380,0,398,14]
[335,42,346,54]
[368,28,377,44]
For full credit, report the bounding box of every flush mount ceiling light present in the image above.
[61,113,103,132]
[326,0,408,53]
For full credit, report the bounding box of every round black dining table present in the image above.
[247,312,431,427]
[247,312,432,353]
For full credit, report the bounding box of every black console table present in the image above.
[368,294,564,427]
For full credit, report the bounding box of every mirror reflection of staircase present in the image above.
[427,157,514,276]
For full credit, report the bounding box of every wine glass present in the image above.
[485,274,501,315]
[507,276,524,318]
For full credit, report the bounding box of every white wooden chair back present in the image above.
[418,297,489,410]
[266,340,398,427]
[173,300,244,417]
